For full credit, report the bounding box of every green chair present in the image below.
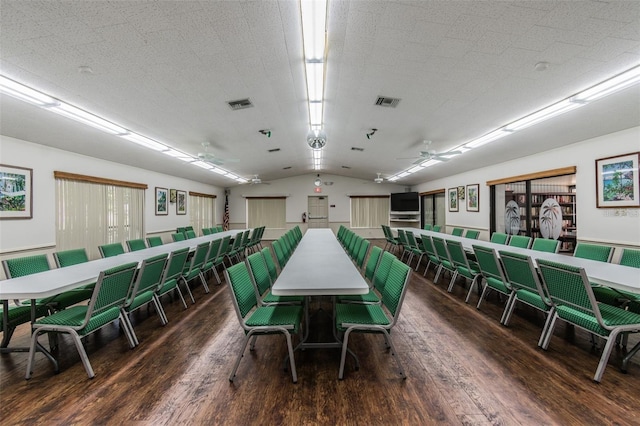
[271,240,288,270]
[432,225,442,232]
[354,239,371,270]
[420,235,441,277]
[465,230,480,240]
[335,258,412,379]
[338,249,393,305]
[53,248,97,292]
[451,228,464,236]
[171,233,186,242]
[122,254,168,346]
[404,231,425,270]
[201,238,222,283]
[508,235,532,249]
[26,262,139,379]
[396,229,410,263]
[246,252,303,306]
[226,231,245,265]
[471,246,514,321]
[146,236,164,247]
[224,262,303,383]
[179,242,211,303]
[211,235,232,282]
[537,259,640,382]
[126,239,147,252]
[499,250,554,346]
[202,228,212,236]
[490,232,509,244]
[0,302,33,351]
[98,242,125,258]
[381,225,401,254]
[261,247,280,283]
[574,243,614,263]
[185,230,197,239]
[531,238,561,253]
[431,236,456,284]
[423,224,432,231]
[446,240,481,299]
[620,248,640,268]
[154,248,191,315]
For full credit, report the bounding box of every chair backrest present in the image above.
[451,228,464,236]
[405,231,419,250]
[620,248,640,268]
[498,250,548,302]
[207,238,222,264]
[471,245,507,286]
[419,235,437,257]
[240,230,251,248]
[381,259,412,321]
[185,226,194,232]
[537,259,600,319]
[431,236,452,264]
[159,248,190,290]
[508,235,532,249]
[177,227,186,234]
[186,242,211,273]
[397,229,409,246]
[54,248,90,268]
[202,228,212,236]
[490,232,509,244]
[465,230,480,240]
[146,236,163,247]
[216,235,232,261]
[363,246,383,283]
[531,238,561,253]
[574,243,613,263]
[423,224,432,231]
[225,262,259,322]
[348,235,361,258]
[372,251,395,293]
[185,230,197,239]
[447,240,472,270]
[354,239,370,269]
[246,252,271,296]
[216,226,224,232]
[125,254,168,309]
[99,242,125,258]
[261,247,279,282]
[271,240,287,269]
[432,225,441,232]
[86,262,138,322]
[3,254,50,278]
[230,232,243,252]
[172,233,186,242]
[126,239,147,252]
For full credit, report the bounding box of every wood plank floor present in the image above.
[1,240,638,425]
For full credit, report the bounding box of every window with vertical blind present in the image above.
[246,197,286,229]
[189,191,216,236]
[54,172,146,259]
[350,196,390,228]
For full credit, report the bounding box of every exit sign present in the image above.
[314,187,322,193]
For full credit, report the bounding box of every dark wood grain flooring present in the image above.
[1,240,638,425]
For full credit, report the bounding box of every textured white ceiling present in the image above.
[1,0,639,187]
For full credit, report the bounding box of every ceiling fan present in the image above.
[249,175,270,185]
[397,140,462,165]
[374,173,384,183]
[197,142,239,166]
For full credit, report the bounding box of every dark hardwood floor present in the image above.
[1,240,638,425]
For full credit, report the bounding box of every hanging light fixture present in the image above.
[314,174,322,186]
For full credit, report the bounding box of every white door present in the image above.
[308,196,329,228]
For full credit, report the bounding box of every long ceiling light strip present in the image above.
[388,64,640,182]
[301,0,328,170]
[0,74,247,183]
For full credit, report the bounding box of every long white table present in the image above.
[271,229,369,296]
[398,228,640,295]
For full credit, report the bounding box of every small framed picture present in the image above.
[595,152,639,208]
[458,186,465,200]
[176,190,187,215]
[0,164,33,219]
[170,189,177,203]
[466,184,479,212]
[448,187,458,212]
[155,187,168,216]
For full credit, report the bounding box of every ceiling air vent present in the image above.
[283,166,292,170]
[227,98,253,110]
[375,96,401,108]
[351,147,364,152]
[268,148,280,153]
[341,165,351,169]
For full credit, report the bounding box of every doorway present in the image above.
[421,191,445,229]
[307,196,329,228]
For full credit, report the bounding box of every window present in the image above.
[350,196,390,228]
[247,197,286,229]
[55,172,146,259]
[189,192,216,236]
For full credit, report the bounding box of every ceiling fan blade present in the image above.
[396,156,419,160]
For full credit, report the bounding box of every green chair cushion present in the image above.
[245,306,303,333]
[556,303,640,336]
[485,276,510,294]
[515,288,550,311]
[35,305,122,336]
[262,292,304,304]
[338,291,381,304]
[335,303,390,332]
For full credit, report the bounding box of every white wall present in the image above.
[414,126,640,247]
[0,135,225,255]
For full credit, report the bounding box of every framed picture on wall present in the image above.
[176,190,187,215]
[466,184,479,212]
[458,186,465,200]
[170,189,177,203]
[155,187,168,215]
[595,152,640,208]
[448,187,458,212]
[0,164,33,219]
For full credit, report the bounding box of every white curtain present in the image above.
[190,194,216,236]
[56,179,144,259]
[350,197,390,228]
[247,197,286,229]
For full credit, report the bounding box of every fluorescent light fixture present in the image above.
[407,165,424,173]
[305,62,324,101]
[398,172,410,178]
[387,176,400,182]
[465,129,511,149]
[504,99,583,132]
[50,102,127,135]
[235,177,248,183]
[300,0,327,61]
[420,159,440,168]
[192,160,214,170]
[573,66,640,102]
[309,101,323,126]
[0,75,58,106]
[312,148,322,159]
[162,149,195,162]
[211,167,229,175]
[121,133,168,151]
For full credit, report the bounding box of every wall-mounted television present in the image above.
[390,192,419,212]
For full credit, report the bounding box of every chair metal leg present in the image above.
[622,340,640,372]
[152,295,169,325]
[541,313,559,350]
[499,292,516,324]
[229,334,252,382]
[537,307,555,347]
[338,329,353,380]
[180,277,196,304]
[464,276,480,304]
[381,329,405,379]
[199,272,210,293]
[284,331,297,383]
[476,283,489,309]
[447,271,459,292]
[119,312,138,347]
[69,330,95,379]
[594,332,619,382]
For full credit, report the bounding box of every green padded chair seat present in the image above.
[34,305,121,335]
[515,288,550,311]
[127,291,155,311]
[22,288,94,311]
[555,303,640,337]
[0,304,36,328]
[338,291,381,304]
[261,293,304,305]
[335,303,390,332]
[245,305,303,333]
[485,276,510,294]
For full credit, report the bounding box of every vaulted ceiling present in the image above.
[1,0,639,187]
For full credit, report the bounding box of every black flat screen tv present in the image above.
[390,192,419,212]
